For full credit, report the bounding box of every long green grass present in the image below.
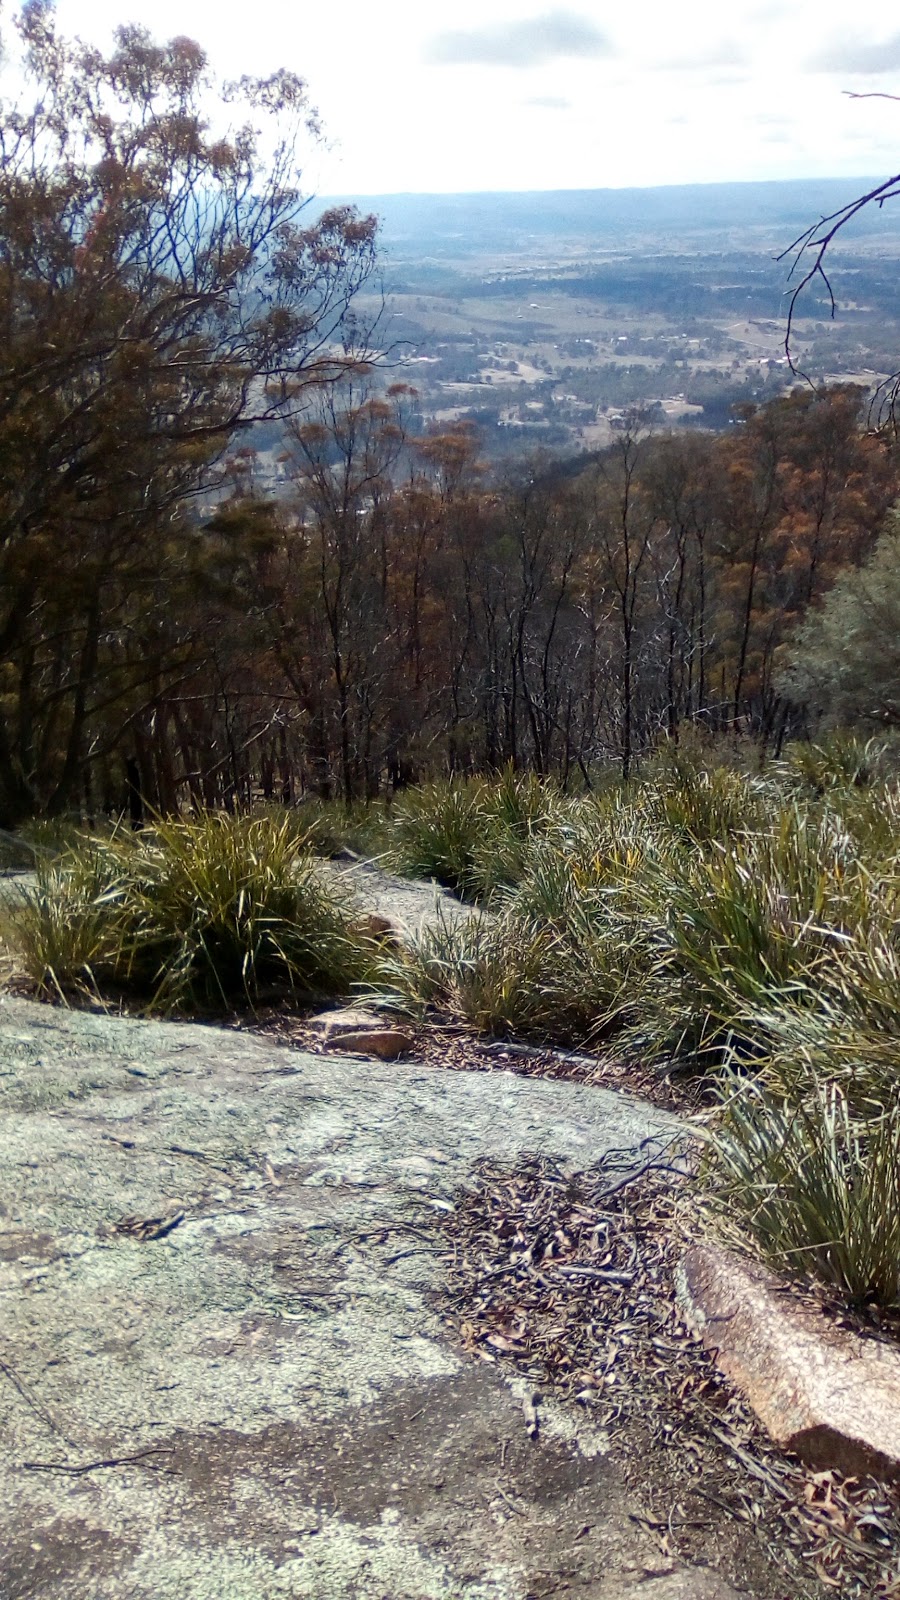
[389,767,561,902]
[16,811,383,1011]
[386,759,900,1078]
[379,748,900,1308]
[711,1079,900,1307]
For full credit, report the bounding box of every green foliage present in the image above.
[394,888,650,1044]
[16,812,381,1011]
[380,756,900,1311]
[390,778,491,898]
[779,733,896,797]
[712,1081,900,1307]
[642,762,768,845]
[781,514,900,727]
[275,799,393,860]
[16,850,117,999]
[644,808,852,1060]
[390,769,560,902]
[383,756,900,1083]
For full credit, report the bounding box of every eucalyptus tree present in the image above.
[0,2,377,821]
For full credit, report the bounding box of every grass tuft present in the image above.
[16,811,382,1011]
[711,1079,900,1307]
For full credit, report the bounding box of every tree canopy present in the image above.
[0,2,377,822]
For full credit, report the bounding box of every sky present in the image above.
[42,0,900,194]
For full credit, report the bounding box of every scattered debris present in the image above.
[435,1154,900,1598]
[112,1211,184,1242]
[247,1009,690,1108]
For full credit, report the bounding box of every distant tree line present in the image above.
[162,381,890,807]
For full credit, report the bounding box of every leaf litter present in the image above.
[433,1149,900,1599]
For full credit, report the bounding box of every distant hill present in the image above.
[323,179,900,259]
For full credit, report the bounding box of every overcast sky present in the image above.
[47,0,900,194]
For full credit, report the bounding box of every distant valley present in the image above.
[306,178,900,461]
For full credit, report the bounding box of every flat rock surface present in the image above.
[0,993,747,1599]
[329,854,482,941]
[678,1243,900,1479]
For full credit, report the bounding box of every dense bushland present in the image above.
[82,383,898,813]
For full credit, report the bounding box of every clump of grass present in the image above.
[15,848,115,999]
[394,912,561,1036]
[642,761,768,847]
[390,769,560,902]
[394,903,644,1043]
[286,798,393,859]
[16,811,382,1012]
[634,806,884,1066]
[780,732,896,797]
[391,802,664,1044]
[711,1079,900,1308]
[389,778,490,898]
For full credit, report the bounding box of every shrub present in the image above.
[16,849,116,997]
[637,808,875,1064]
[389,778,491,899]
[394,911,561,1036]
[780,733,895,797]
[643,763,767,848]
[711,1080,900,1308]
[392,807,663,1044]
[16,811,381,1011]
[285,798,392,859]
[394,904,642,1043]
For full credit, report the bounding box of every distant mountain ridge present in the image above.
[323,179,900,258]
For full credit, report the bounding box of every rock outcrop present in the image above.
[678,1243,900,1479]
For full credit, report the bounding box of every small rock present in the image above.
[677,1243,900,1478]
[308,1008,384,1038]
[322,1028,412,1061]
[359,911,405,945]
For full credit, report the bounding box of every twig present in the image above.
[22,1446,175,1475]
[778,171,900,381]
[601,1157,685,1201]
[383,1245,431,1266]
[1,1358,71,1443]
[553,1265,635,1284]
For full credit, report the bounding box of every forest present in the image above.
[5,361,899,822]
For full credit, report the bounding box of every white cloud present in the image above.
[811,33,900,74]
[36,0,900,193]
[426,11,612,68]
[654,38,747,71]
[526,94,573,109]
